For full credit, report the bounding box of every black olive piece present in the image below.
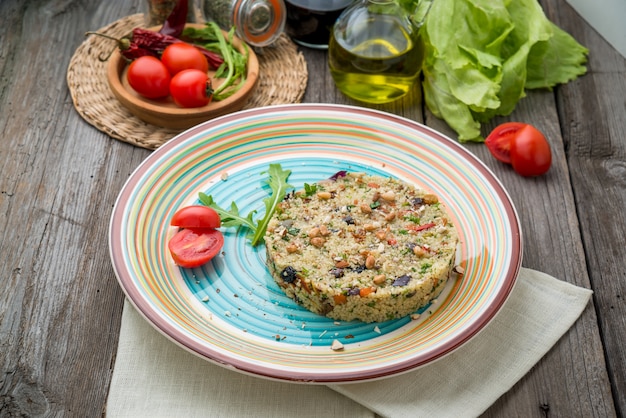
[330,268,345,278]
[392,274,411,286]
[280,266,298,283]
[353,264,366,273]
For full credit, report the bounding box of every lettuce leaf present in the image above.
[417,0,588,142]
[525,22,589,89]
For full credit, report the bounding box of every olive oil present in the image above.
[328,2,424,103]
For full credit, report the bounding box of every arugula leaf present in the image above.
[198,193,256,230]
[198,164,292,247]
[251,164,293,246]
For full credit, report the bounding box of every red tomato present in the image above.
[126,56,171,99]
[161,43,209,76]
[485,122,526,164]
[169,69,214,108]
[510,124,552,177]
[171,205,221,229]
[168,228,224,268]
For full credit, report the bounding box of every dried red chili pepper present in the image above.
[132,28,223,68]
[87,0,223,67]
[85,29,223,68]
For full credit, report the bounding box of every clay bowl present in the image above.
[107,24,259,130]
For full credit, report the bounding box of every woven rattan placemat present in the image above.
[67,14,308,150]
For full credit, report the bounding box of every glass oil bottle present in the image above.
[328,0,428,103]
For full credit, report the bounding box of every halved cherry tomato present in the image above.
[169,69,213,108]
[161,43,209,76]
[126,56,171,99]
[171,205,221,229]
[510,124,552,177]
[168,228,224,268]
[485,122,526,164]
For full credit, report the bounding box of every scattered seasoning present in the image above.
[373,326,381,334]
[201,296,209,302]
[224,310,231,317]
[410,313,421,320]
[344,334,355,339]
[319,330,328,338]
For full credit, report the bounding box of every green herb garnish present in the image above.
[183,22,249,101]
[303,183,318,196]
[404,215,421,224]
[199,164,292,246]
[420,263,433,274]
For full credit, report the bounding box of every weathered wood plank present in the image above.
[0,0,144,416]
[544,0,626,415]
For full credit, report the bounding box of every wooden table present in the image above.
[1,0,624,416]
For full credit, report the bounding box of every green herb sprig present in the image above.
[199,164,292,246]
[183,22,249,101]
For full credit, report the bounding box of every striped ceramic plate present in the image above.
[109,104,522,383]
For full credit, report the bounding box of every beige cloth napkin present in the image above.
[106,268,592,418]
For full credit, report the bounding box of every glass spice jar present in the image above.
[199,0,286,47]
[144,0,202,26]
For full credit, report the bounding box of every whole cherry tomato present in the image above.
[171,205,221,229]
[126,56,171,99]
[169,69,214,108]
[510,124,552,177]
[161,43,209,76]
[168,228,224,268]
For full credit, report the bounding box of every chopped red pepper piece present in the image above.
[408,222,436,233]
